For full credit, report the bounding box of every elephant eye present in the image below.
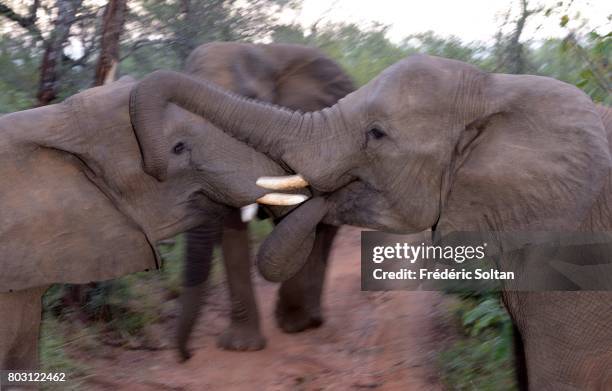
[367,127,386,140]
[172,141,186,155]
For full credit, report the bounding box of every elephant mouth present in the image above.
[253,174,442,282]
[251,173,329,281]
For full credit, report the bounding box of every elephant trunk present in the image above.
[129,70,322,181]
[257,197,330,282]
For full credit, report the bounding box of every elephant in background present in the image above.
[133,56,612,389]
[176,42,355,359]
[0,73,301,371]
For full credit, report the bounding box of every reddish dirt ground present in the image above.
[82,227,448,390]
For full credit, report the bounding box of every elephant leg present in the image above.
[176,222,222,361]
[512,323,528,391]
[216,208,265,351]
[504,292,612,390]
[275,223,338,333]
[0,286,48,371]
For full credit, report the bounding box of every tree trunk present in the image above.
[36,0,83,106]
[176,0,199,65]
[506,0,530,74]
[93,0,127,86]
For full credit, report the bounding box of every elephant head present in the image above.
[0,74,306,292]
[128,54,610,281]
[185,42,355,111]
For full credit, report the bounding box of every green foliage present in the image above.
[560,15,570,27]
[0,1,606,109]
[401,31,487,65]
[41,228,230,336]
[273,0,610,103]
[273,20,609,104]
[40,316,90,390]
[158,234,187,294]
[462,297,513,344]
[273,24,487,86]
[529,32,611,104]
[274,22,407,86]
[0,33,39,112]
[440,294,517,391]
[249,218,274,242]
[0,0,293,107]
[125,0,291,69]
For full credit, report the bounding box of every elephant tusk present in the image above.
[257,193,309,206]
[256,174,309,190]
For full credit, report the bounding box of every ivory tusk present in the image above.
[257,193,309,206]
[256,174,309,190]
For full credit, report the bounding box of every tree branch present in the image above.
[0,0,43,40]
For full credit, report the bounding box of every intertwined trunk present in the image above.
[130,70,323,180]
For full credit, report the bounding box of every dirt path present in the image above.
[82,227,448,390]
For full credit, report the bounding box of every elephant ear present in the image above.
[185,42,278,103]
[0,80,160,292]
[262,44,355,110]
[436,74,610,235]
[0,151,160,292]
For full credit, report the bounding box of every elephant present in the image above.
[176,42,355,358]
[131,55,612,390]
[0,74,303,372]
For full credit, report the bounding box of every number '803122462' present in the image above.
[2,371,66,384]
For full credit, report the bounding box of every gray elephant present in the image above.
[176,42,355,358]
[133,55,612,390]
[0,75,300,371]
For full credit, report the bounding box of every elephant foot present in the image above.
[216,325,266,351]
[178,345,192,362]
[275,302,323,333]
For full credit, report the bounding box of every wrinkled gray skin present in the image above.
[132,56,612,390]
[0,76,300,371]
[177,42,354,358]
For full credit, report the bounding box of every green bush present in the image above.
[440,294,517,391]
[40,316,89,390]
